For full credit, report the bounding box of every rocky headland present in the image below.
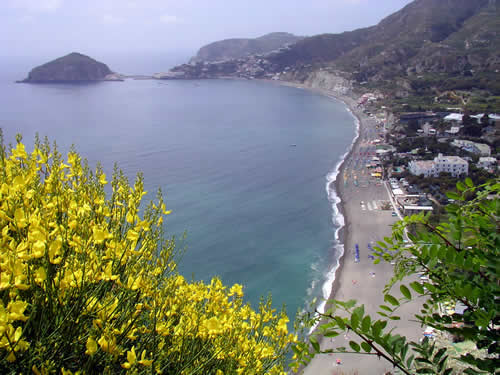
[189,32,302,63]
[19,52,122,83]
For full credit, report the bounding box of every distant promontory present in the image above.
[190,32,303,63]
[19,52,122,83]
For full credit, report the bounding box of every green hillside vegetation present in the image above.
[266,0,500,111]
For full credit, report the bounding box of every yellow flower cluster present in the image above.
[0,137,295,374]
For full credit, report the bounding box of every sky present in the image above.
[2,0,414,73]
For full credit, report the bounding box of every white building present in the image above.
[408,160,435,177]
[445,126,460,135]
[434,154,469,176]
[444,113,463,123]
[478,157,497,170]
[451,140,491,156]
[409,154,468,177]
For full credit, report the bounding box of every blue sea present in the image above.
[0,57,356,320]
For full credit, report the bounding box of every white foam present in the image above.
[308,96,361,333]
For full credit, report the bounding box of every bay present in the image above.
[0,75,355,319]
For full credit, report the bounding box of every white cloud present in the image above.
[159,14,182,25]
[8,0,64,12]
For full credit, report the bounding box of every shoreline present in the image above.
[264,78,365,317]
[272,79,422,374]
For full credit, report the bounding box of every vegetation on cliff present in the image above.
[0,134,295,374]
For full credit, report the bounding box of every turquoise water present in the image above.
[0,74,355,319]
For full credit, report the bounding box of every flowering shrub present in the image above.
[0,135,295,374]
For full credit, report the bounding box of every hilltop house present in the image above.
[409,153,468,177]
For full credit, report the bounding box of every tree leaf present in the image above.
[379,305,393,312]
[410,281,425,294]
[349,341,360,352]
[353,305,365,321]
[400,285,412,299]
[465,177,474,188]
[310,336,320,353]
[384,294,400,306]
[345,299,357,309]
[361,316,371,332]
[456,181,466,192]
[335,317,346,330]
[445,191,461,201]
[406,354,414,368]
[361,341,372,353]
[351,312,360,330]
[324,330,340,338]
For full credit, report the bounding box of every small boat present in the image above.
[290,144,297,147]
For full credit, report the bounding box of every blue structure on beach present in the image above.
[355,244,360,262]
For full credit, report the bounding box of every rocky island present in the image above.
[19,52,122,83]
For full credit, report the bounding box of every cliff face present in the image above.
[22,53,114,83]
[190,32,302,62]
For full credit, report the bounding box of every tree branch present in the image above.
[315,310,413,375]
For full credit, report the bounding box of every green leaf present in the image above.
[465,177,474,188]
[379,305,393,312]
[433,348,447,363]
[345,299,356,309]
[372,320,385,337]
[445,248,455,263]
[445,191,461,201]
[334,317,346,330]
[400,285,412,299]
[361,341,372,353]
[353,305,365,320]
[456,181,466,192]
[324,331,340,338]
[351,312,360,330]
[349,341,360,352]
[406,354,414,368]
[401,343,409,361]
[410,281,425,294]
[384,294,400,306]
[361,316,371,332]
[310,336,320,353]
[416,368,434,374]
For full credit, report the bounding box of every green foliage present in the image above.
[0,135,295,374]
[292,179,499,374]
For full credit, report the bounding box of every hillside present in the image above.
[20,53,117,83]
[272,0,500,93]
[190,32,302,62]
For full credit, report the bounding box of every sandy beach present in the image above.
[271,81,422,375]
